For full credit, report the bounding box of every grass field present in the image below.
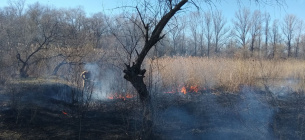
[149,57,305,92]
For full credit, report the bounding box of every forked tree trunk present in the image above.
[122,1,188,138]
[19,66,29,78]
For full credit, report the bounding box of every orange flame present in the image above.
[190,86,199,93]
[164,85,200,94]
[62,111,68,115]
[107,93,135,100]
[181,86,187,94]
[125,93,134,98]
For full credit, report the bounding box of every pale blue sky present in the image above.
[0,0,304,21]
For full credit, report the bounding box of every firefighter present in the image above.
[81,71,92,89]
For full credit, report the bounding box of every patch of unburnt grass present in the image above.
[148,57,305,92]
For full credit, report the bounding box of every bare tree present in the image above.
[295,19,304,57]
[167,16,187,55]
[51,8,105,80]
[249,10,262,56]
[59,7,88,47]
[12,3,60,78]
[271,19,281,58]
[177,17,188,56]
[282,14,297,58]
[168,22,180,55]
[263,12,271,58]
[189,12,201,56]
[119,0,191,138]
[120,2,285,137]
[233,8,251,57]
[7,0,25,17]
[109,14,147,66]
[203,11,213,57]
[212,10,229,54]
[301,35,305,59]
[87,12,108,48]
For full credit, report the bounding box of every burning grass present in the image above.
[2,57,305,139]
[107,93,136,100]
[149,57,305,92]
[1,69,305,139]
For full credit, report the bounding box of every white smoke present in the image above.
[83,63,123,100]
[84,63,105,100]
[155,86,277,139]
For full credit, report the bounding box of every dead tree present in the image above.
[15,4,59,78]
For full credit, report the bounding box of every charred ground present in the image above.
[0,79,305,140]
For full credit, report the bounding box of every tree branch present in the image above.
[134,0,188,69]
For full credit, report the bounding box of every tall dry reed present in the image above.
[147,57,305,92]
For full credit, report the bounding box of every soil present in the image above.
[0,83,305,140]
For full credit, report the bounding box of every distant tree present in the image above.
[59,7,88,47]
[233,8,251,57]
[249,10,262,56]
[177,17,188,56]
[87,12,108,48]
[271,19,281,58]
[51,8,106,80]
[212,10,229,55]
[295,19,303,57]
[263,12,271,58]
[108,14,143,64]
[7,0,25,17]
[14,3,60,78]
[282,14,297,57]
[301,35,305,58]
[189,12,201,56]
[203,11,213,57]
[167,16,186,56]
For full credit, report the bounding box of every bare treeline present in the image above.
[0,1,304,80]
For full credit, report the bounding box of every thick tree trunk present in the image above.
[122,0,188,138]
[19,65,28,78]
[123,64,153,138]
[16,53,29,78]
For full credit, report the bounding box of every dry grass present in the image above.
[7,76,75,87]
[0,130,22,140]
[148,57,305,92]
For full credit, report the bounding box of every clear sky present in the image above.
[0,0,304,22]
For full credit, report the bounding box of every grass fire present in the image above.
[107,93,135,100]
[2,58,305,140]
[0,0,305,140]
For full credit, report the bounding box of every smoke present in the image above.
[84,63,100,80]
[83,63,103,99]
[156,86,276,140]
[83,63,122,100]
[236,86,275,139]
[267,78,298,98]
